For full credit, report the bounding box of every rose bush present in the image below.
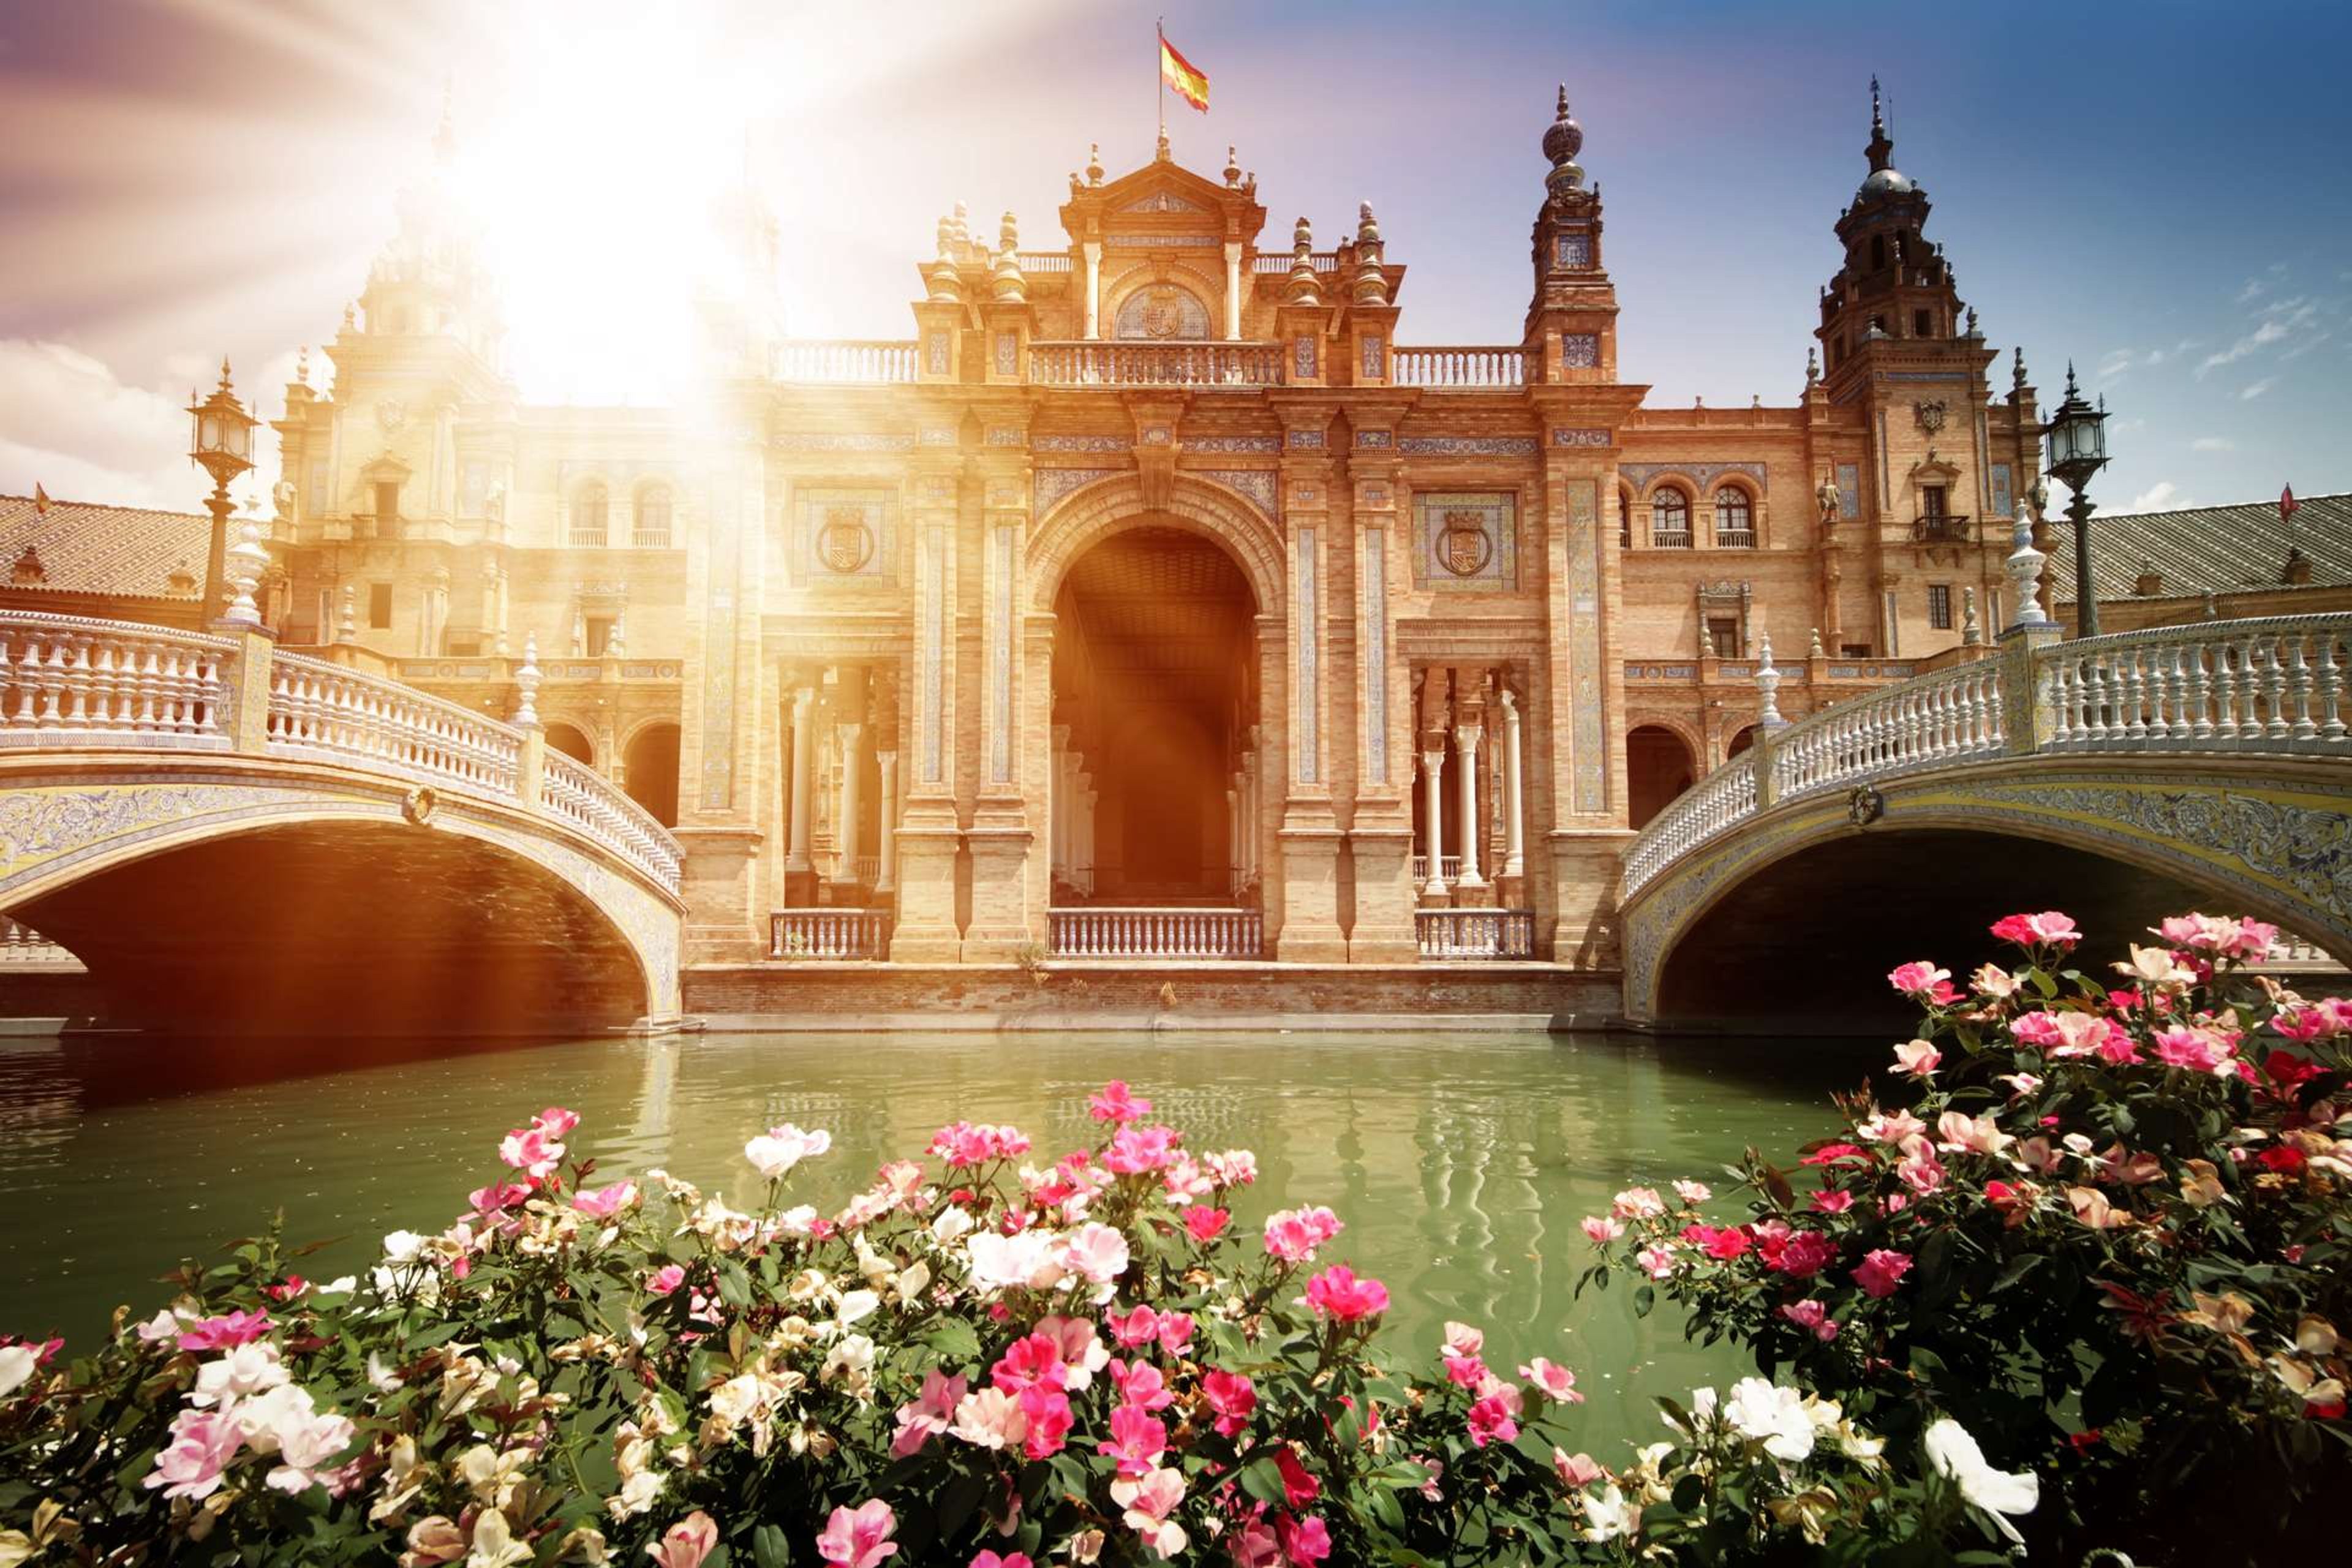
[1585,910,2352,1566]
[2,1080,1989,1565]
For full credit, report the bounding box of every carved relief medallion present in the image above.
[1439,510,1494,576]
[817,506,876,574]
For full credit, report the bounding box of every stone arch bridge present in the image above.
[0,610,685,1035]
[1619,614,2352,1030]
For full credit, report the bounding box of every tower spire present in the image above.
[1866,75,1893,172]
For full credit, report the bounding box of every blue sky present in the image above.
[1,0,2345,514]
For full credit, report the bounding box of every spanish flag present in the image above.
[32,483,50,517]
[1159,27,1208,113]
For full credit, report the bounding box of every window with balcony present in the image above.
[572,482,609,548]
[1651,488,1692,548]
[372,480,401,539]
[1714,486,1755,548]
[1912,486,1970,543]
[1707,617,1741,658]
[368,582,393,630]
[586,616,616,657]
[635,483,673,548]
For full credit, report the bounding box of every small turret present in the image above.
[991,211,1027,303]
[1284,216,1321,306]
[1351,202,1389,306]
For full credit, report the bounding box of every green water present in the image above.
[0,1028,1874,1452]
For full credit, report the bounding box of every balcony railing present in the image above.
[1911,514,1973,544]
[1649,530,1694,549]
[1028,341,1283,387]
[775,339,920,384]
[0,917,81,969]
[1049,907,1264,959]
[1251,252,1340,274]
[1409,854,1465,884]
[771,908,892,960]
[1392,346,1528,388]
[1415,908,1536,960]
[1714,529,1757,549]
[1016,252,1075,274]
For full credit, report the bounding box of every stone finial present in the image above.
[950,200,969,247]
[512,633,541,728]
[10,543,43,585]
[992,213,1027,303]
[1223,145,1240,187]
[1355,201,1381,246]
[2005,503,2051,630]
[168,557,198,596]
[221,515,268,626]
[1808,625,1825,659]
[2012,345,2028,394]
[998,209,1018,253]
[1755,633,1785,726]
[1965,306,1981,337]
[1806,345,1819,386]
[1284,216,1321,306]
[1351,203,1388,306]
[337,581,355,640]
[1962,586,1983,645]
[1087,142,1104,185]
[295,345,310,385]
[342,300,356,331]
[935,214,955,260]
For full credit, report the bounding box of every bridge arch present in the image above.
[1623,753,2352,1030]
[0,755,682,1036]
[1027,473,1284,617]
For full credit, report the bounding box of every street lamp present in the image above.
[187,358,256,621]
[2042,361,2111,638]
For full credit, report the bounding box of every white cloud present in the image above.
[2236,277,2267,304]
[2198,318,2291,374]
[0,338,281,513]
[2190,437,2236,453]
[2241,378,2277,401]
[2128,481,2182,513]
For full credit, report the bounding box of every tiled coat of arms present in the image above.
[789,488,896,584]
[1411,492,1517,589]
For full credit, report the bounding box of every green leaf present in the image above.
[922,1317,981,1362]
[752,1525,791,1568]
[1634,1284,1656,1318]
[1671,1472,1705,1512]
[1238,1455,1289,1508]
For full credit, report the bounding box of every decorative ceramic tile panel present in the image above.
[1294,335,1316,379]
[772,432,916,451]
[1555,233,1591,268]
[1361,335,1385,380]
[1567,479,1605,813]
[1189,434,1283,453]
[1561,333,1600,368]
[1294,527,1317,784]
[1362,530,1387,785]
[986,426,1025,447]
[1354,429,1392,449]
[1197,469,1278,517]
[1287,429,1326,450]
[1836,462,1860,520]
[1035,434,1128,452]
[1551,428,1610,447]
[1410,491,1518,590]
[989,524,1015,785]
[1620,461,1770,496]
[1990,462,2013,519]
[994,332,1018,375]
[918,426,957,448]
[1400,436,1539,458]
[919,526,945,784]
[697,482,740,810]
[1033,468,1121,514]
[925,334,949,374]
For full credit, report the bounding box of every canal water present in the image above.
[0,1028,1876,1453]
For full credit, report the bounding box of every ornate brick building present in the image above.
[243,83,2051,971]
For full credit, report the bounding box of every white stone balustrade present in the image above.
[771,908,893,960]
[1392,346,1528,388]
[1415,908,1536,960]
[0,611,230,747]
[772,340,920,383]
[1622,611,2352,903]
[0,916,81,969]
[268,652,521,796]
[1048,907,1265,959]
[2041,616,2350,752]
[0,609,682,897]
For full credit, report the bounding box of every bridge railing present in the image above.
[0,611,232,748]
[0,609,684,897]
[2040,616,2350,752]
[1621,612,2352,902]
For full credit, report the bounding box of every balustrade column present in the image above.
[1419,748,1449,896]
[785,687,815,873]
[1223,242,1243,341]
[1453,724,1486,888]
[1499,690,1525,878]
[875,750,900,892]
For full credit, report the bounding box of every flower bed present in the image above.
[1,911,2343,1564]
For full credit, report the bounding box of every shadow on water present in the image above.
[0,1025,1882,1453]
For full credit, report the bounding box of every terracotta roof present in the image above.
[2047,490,2350,606]
[0,494,208,599]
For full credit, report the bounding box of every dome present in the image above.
[1859,167,1915,197]
[1542,85,1583,168]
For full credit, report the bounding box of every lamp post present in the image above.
[2042,362,2111,638]
[187,358,257,620]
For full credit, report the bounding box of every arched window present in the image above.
[1617,486,1634,548]
[635,483,673,549]
[1651,488,1692,548]
[572,482,609,547]
[1714,486,1755,547]
[1870,235,1887,271]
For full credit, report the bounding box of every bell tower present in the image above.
[1523,86,1619,382]
[1814,78,1968,392]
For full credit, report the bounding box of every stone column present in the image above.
[875,750,899,894]
[889,468,964,962]
[1500,687,1526,879]
[1420,746,1449,898]
[834,721,864,886]
[1049,725,1069,880]
[1223,242,1243,341]
[1077,775,1096,894]
[1453,723,1485,888]
[1082,242,1103,339]
[1226,785,1240,892]
[785,685,815,878]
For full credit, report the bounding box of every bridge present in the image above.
[1619,614,2352,1030]
[0,609,685,1035]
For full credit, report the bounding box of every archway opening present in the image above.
[624,723,681,827]
[1052,526,1259,903]
[545,723,595,767]
[1626,725,1695,830]
[1725,724,1760,759]
[1653,827,2249,1033]
[10,822,647,1036]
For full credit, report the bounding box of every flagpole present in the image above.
[1156,18,1166,152]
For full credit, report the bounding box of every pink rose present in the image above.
[1891,1038,1942,1079]
[1779,1300,1841,1341]
[572,1180,636,1218]
[1991,911,2080,948]
[1180,1205,1231,1243]
[175,1308,271,1352]
[1088,1080,1152,1124]
[1466,1389,1521,1447]
[1202,1368,1256,1436]
[498,1123,564,1179]
[650,1511,720,1568]
[1852,1248,1913,1298]
[1019,1384,1074,1459]
[1520,1357,1582,1403]
[1634,1245,1677,1279]
[815,1499,899,1568]
[646,1263,686,1297]
[1095,1403,1169,1477]
[1554,1449,1605,1487]
[143,1406,244,1499]
[1303,1265,1389,1323]
[1263,1205,1343,1264]
[1580,1215,1625,1245]
[890,1368,967,1457]
[1060,1223,1131,1287]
